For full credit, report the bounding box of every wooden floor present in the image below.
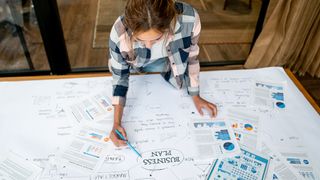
[0,0,260,70]
[94,0,261,63]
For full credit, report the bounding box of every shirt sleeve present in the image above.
[108,17,130,106]
[186,9,201,96]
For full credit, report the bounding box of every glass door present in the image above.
[0,0,49,75]
[1,0,270,75]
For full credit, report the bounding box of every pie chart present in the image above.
[223,142,235,151]
[244,124,253,131]
[276,102,286,109]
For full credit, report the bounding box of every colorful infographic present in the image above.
[209,148,270,180]
[228,109,260,150]
[192,121,240,159]
[254,81,286,110]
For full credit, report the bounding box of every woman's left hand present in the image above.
[192,95,217,118]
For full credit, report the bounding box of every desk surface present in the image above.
[0,67,319,179]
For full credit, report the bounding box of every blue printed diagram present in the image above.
[276,102,286,109]
[272,92,284,101]
[100,98,111,108]
[193,121,241,159]
[223,142,235,151]
[213,149,269,180]
[287,157,310,165]
[272,92,286,109]
[254,81,286,109]
[215,129,231,141]
[256,82,283,91]
[194,121,226,128]
[287,158,301,164]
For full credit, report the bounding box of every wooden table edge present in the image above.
[285,69,320,114]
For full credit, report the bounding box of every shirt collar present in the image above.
[174,18,182,34]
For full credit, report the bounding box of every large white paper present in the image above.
[0,151,42,180]
[0,77,113,170]
[1,67,320,179]
[97,146,216,180]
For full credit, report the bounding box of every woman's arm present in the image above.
[110,105,127,146]
[108,17,130,146]
[192,95,217,118]
[188,9,217,118]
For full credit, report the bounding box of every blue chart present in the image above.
[194,121,226,128]
[223,142,235,151]
[272,92,284,101]
[235,133,242,141]
[287,158,301,164]
[256,82,283,91]
[276,102,286,109]
[213,148,269,180]
[244,124,253,131]
[215,130,231,141]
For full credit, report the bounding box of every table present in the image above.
[0,67,319,179]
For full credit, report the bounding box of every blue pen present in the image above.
[206,160,218,180]
[115,129,142,158]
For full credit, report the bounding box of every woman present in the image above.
[108,0,217,146]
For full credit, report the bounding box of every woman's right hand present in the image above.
[110,123,128,147]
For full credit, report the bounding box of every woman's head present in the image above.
[124,0,177,47]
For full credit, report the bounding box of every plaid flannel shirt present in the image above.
[108,2,201,106]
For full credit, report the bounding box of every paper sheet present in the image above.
[191,120,240,159]
[0,151,42,180]
[253,80,286,110]
[201,76,253,109]
[279,147,318,180]
[260,143,303,180]
[69,91,114,124]
[209,148,270,180]
[227,108,261,150]
[57,124,112,173]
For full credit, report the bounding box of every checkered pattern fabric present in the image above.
[109,2,201,106]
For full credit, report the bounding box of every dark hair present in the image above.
[124,0,177,34]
